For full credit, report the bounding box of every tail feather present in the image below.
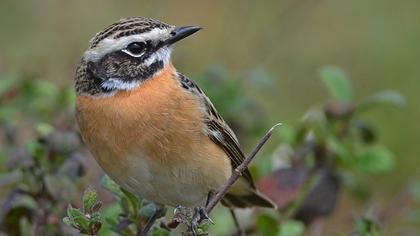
[221,191,277,209]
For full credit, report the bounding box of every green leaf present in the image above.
[67,204,89,230]
[35,123,55,136]
[139,203,156,218]
[354,146,395,174]
[102,203,122,220]
[89,212,103,234]
[25,140,45,159]
[101,175,123,197]
[319,66,352,101]
[256,214,279,236]
[358,90,406,112]
[19,217,31,236]
[120,196,131,216]
[327,135,352,161]
[121,188,139,217]
[151,227,170,236]
[278,124,297,145]
[62,216,73,226]
[10,194,38,210]
[83,188,98,214]
[73,216,90,232]
[90,212,102,222]
[355,216,380,236]
[278,220,304,236]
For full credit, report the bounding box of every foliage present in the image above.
[354,215,381,236]
[63,189,102,235]
[0,66,410,235]
[257,65,405,235]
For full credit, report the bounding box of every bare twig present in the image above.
[205,123,282,213]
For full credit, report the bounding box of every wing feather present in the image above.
[176,73,255,188]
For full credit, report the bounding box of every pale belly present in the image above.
[122,159,207,207]
[87,139,232,207]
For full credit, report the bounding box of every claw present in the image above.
[188,207,213,235]
[189,207,201,236]
[173,205,182,215]
[190,218,199,236]
[198,208,213,224]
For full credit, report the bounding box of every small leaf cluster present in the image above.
[63,189,103,235]
[102,176,169,236]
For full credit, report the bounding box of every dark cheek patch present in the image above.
[99,51,164,82]
[143,60,164,79]
[78,48,165,95]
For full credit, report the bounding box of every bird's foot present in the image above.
[173,205,182,215]
[171,205,190,225]
[197,207,213,224]
[189,207,213,236]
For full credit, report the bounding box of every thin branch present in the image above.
[205,123,282,213]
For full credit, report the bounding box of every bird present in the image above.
[74,17,276,234]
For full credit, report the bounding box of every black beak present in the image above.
[164,26,202,46]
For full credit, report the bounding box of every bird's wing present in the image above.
[176,73,255,188]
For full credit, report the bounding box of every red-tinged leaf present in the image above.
[258,167,308,209]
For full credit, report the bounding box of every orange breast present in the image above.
[77,64,203,167]
[76,64,231,206]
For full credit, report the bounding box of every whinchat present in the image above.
[75,17,275,234]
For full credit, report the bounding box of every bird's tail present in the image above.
[221,190,277,209]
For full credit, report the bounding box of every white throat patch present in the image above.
[100,78,141,91]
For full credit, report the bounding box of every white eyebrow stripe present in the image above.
[83,27,174,62]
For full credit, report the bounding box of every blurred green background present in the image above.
[1,0,419,235]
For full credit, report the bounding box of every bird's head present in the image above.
[75,17,201,96]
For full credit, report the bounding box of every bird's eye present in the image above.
[122,42,146,57]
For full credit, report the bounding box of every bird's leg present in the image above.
[197,207,213,224]
[139,205,167,236]
[200,191,215,224]
[205,191,215,209]
[189,191,216,235]
[190,207,200,236]
[190,206,214,235]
